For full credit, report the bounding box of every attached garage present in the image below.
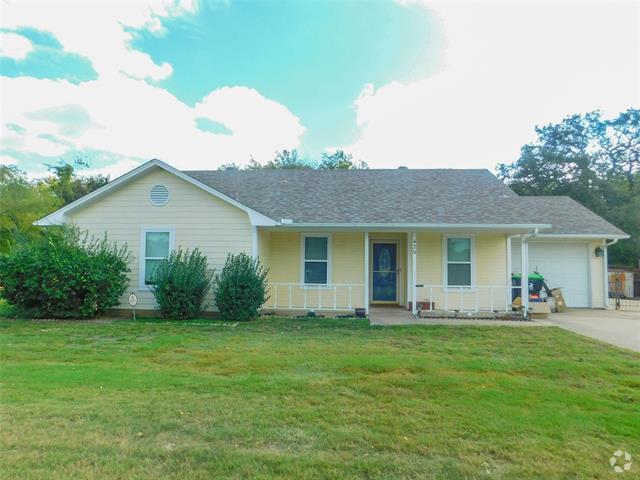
[512,240,591,308]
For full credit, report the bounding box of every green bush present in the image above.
[214,253,268,321]
[0,226,130,318]
[150,248,215,320]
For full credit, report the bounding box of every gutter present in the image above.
[272,222,552,231]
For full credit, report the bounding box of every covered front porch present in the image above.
[257,227,532,317]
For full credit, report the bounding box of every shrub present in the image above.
[150,248,215,320]
[0,226,130,318]
[214,253,268,321]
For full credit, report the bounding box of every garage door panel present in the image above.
[512,241,590,308]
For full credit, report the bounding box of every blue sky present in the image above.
[132,1,441,154]
[0,1,638,178]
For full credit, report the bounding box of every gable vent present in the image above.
[149,185,169,206]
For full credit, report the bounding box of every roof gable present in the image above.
[35,159,277,226]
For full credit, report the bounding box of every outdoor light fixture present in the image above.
[594,247,604,257]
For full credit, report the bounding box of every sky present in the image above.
[0,0,638,179]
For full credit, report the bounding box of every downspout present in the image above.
[603,238,618,309]
[520,228,539,319]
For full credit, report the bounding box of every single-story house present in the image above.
[36,159,628,316]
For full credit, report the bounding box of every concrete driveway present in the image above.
[548,309,640,352]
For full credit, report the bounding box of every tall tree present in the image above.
[318,150,368,170]
[264,149,312,169]
[498,108,639,266]
[0,165,59,253]
[39,157,110,206]
[219,150,369,171]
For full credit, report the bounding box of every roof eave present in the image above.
[268,222,552,232]
[534,233,630,240]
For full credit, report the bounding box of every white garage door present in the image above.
[512,241,590,308]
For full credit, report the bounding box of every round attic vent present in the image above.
[149,185,169,206]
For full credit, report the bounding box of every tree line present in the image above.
[218,149,368,171]
[0,159,109,253]
[497,108,638,267]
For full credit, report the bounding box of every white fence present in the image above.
[608,297,640,311]
[266,283,364,311]
[415,285,522,313]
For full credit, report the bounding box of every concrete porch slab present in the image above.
[368,307,550,327]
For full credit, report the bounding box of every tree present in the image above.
[264,149,312,169]
[219,150,369,171]
[39,157,109,206]
[0,165,59,253]
[498,108,639,267]
[0,157,111,253]
[217,162,241,171]
[318,150,368,170]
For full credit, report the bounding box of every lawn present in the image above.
[1,317,638,479]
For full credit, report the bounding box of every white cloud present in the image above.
[0,154,19,165]
[1,74,305,170]
[0,0,306,172]
[0,32,33,59]
[1,0,197,81]
[78,159,143,179]
[195,87,306,159]
[343,1,640,169]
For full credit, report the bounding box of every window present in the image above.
[302,235,330,284]
[445,237,473,287]
[141,229,173,286]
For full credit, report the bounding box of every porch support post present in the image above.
[406,233,411,309]
[603,239,609,309]
[411,232,417,315]
[520,235,528,318]
[364,231,369,314]
[506,235,512,311]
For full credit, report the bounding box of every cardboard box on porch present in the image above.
[529,301,551,318]
[550,288,567,312]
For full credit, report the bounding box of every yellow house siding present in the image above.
[476,234,508,286]
[333,233,365,284]
[265,231,508,311]
[414,233,509,311]
[264,231,366,310]
[267,232,300,283]
[67,168,253,311]
[589,240,605,308]
[258,229,271,271]
[415,232,442,286]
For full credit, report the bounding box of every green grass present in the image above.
[1,317,638,479]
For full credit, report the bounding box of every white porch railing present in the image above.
[416,285,522,313]
[266,283,364,311]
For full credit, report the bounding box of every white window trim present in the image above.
[300,233,332,286]
[442,235,475,289]
[139,227,175,289]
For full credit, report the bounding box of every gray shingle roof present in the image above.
[515,196,627,236]
[183,168,626,236]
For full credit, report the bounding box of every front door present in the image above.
[372,242,398,303]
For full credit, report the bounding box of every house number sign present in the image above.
[128,293,138,306]
[128,292,138,321]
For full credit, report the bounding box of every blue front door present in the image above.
[372,243,398,302]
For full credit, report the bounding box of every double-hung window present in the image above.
[302,235,330,284]
[445,237,473,287]
[141,229,174,286]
